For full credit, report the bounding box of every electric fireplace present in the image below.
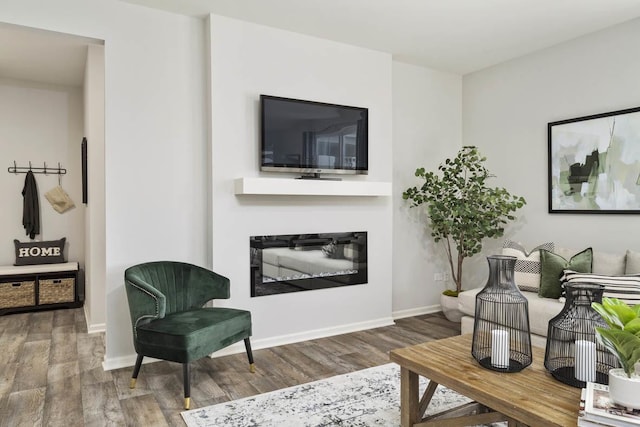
[250,232,367,297]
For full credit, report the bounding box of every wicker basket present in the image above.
[39,278,75,305]
[0,280,36,308]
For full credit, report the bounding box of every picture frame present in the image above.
[548,106,640,213]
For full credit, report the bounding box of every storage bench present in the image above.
[0,262,83,315]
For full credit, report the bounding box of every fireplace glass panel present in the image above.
[250,232,367,297]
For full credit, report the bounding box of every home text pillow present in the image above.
[539,248,592,299]
[626,250,640,274]
[561,270,640,306]
[14,238,66,266]
[501,240,554,292]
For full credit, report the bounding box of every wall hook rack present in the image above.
[8,160,67,175]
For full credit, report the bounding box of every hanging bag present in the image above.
[45,185,75,213]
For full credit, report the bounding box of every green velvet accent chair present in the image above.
[124,261,254,409]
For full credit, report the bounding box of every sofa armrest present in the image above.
[458,287,483,317]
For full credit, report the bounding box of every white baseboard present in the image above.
[87,322,106,334]
[211,316,396,358]
[392,304,441,320]
[103,354,162,372]
[102,316,395,371]
[84,305,106,334]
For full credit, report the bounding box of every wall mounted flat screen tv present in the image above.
[261,95,368,177]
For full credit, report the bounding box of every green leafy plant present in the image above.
[402,146,526,296]
[592,297,640,378]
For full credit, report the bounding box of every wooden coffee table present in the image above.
[389,334,580,427]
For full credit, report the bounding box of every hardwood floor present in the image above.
[0,308,460,426]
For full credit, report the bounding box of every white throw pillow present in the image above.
[501,240,554,293]
[561,270,640,306]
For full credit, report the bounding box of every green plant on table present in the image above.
[592,297,640,378]
[402,146,526,297]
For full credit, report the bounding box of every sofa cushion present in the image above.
[525,291,566,336]
[593,251,627,275]
[501,240,554,292]
[539,248,592,299]
[555,247,625,276]
[626,250,640,274]
[458,288,564,337]
[561,270,640,306]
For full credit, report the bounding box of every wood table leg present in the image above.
[419,380,438,417]
[400,366,420,427]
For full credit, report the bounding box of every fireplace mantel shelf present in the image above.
[234,177,392,196]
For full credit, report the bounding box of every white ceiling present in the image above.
[2,1,640,87]
[122,0,640,74]
[0,23,102,87]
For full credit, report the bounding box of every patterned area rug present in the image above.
[181,363,507,427]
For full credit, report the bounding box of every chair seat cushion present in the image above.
[136,307,251,363]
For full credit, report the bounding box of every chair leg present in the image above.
[244,338,255,373]
[183,363,191,410]
[130,354,144,389]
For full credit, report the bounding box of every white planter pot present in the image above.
[608,368,640,410]
[440,294,463,323]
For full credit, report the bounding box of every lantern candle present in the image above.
[575,339,596,383]
[491,329,510,368]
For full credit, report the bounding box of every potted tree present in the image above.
[592,297,640,409]
[402,146,526,321]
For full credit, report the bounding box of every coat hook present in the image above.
[13,160,17,174]
[44,161,47,175]
[29,161,32,171]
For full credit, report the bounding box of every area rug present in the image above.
[181,363,507,427]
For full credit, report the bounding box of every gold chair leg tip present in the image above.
[129,378,137,389]
[250,363,256,373]
[184,397,191,410]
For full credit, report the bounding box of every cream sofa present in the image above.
[459,246,639,348]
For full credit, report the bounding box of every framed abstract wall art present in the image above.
[548,106,640,213]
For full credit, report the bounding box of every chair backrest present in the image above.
[125,261,230,316]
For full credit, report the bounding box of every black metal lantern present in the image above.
[472,255,532,372]
[544,283,617,388]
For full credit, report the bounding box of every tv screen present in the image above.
[260,95,368,177]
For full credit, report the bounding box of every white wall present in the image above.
[0,78,84,265]
[0,0,207,368]
[83,44,106,332]
[103,6,206,367]
[9,0,636,367]
[463,18,640,282]
[208,15,394,349]
[391,62,462,315]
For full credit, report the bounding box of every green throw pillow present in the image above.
[538,248,593,299]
